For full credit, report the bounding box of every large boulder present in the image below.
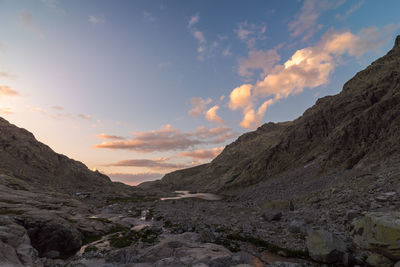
[306,230,347,263]
[353,212,400,260]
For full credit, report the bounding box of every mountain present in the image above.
[141,35,400,194]
[0,117,118,193]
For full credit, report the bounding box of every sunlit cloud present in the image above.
[94,124,236,152]
[107,158,191,170]
[96,133,126,140]
[0,107,13,115]
[89,15,105,25]
[188,97,212,116]
[229,24,400,129]
[108,172,163,186]
[18,10,43,37]
[77,113,92,120]
[222,45,232,56]
[205,105,224,124]
[0,86,19,97]
[289,0,345,41]
[178,146,224,160]
[238,49,280,78]
[188,13,200,28]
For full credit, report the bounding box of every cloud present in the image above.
[96,133,126,140]
[230,24,400,129]
[178,146,224,160]
[51,106,64,111]
[89,15,105,25]
[18,11,43,37]
[107,158,191,170]
[188,13,200,28]
[235,22,267,48]
[228,84,253,110]
[77,114,92,120]
[193,31,206,43]
[289,0,345,41]
[108,172,163,186]
[222,45,232,56]
[94,125,235,152]
[238,49,281,78]
[335,0,364,21]
[0,86,18,97]
[158,61,172,68]
[143,11,156,22]
[205,105,224,124]
[188,97,212,116]
[0,107,13,115]
[0,72,15,79]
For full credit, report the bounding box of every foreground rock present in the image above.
[305,230,347,263]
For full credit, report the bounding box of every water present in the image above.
[161,190,222,201]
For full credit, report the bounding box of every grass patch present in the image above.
[263,199,290,210]
[82,235,102,245]
[84,245,99,253]
[109,227,161,248]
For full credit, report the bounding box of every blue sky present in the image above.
[0,0,399,185]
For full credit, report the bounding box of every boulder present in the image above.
[262,211,283,222]
[366,253,393,267]
[0,240,23,266]
[306,230,347,263]
[353,212,400,260]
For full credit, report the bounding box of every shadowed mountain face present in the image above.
[0,117,112,192]
[141,35,400,193]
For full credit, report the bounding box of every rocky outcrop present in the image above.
[142,35,400,194]
[305,230,347,263]
[353,212,400,261]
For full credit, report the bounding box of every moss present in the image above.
[84,245,99,253]
[82,234,102,245]
[109,227,161,248]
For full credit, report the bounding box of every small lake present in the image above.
[161,190,222,201]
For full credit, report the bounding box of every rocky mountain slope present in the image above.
[141,35,400,194]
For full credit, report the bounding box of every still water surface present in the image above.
[161,190,222,201]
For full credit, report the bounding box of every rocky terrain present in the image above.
[0,37,400,266]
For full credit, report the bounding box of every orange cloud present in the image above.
[188,97,212,116]
[94,125,235,152]
[228,84,253,111]
[96,133,125,140]
[238,49,280,77]
[0,86,18,97]
[178,146,224,160]
[107,158,191,170]
[205,105,223,124]
[0,107,13,115]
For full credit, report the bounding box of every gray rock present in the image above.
[306,230,347,263]
[262,211,283,222]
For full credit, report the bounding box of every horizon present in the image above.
[1,0,400,185]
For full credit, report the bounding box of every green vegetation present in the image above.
[84,245,99,253]
[109,227,161,248]
[82,235,102,245]
[263,199,290,210]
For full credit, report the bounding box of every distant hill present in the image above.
[0,117,122,193]
[140,35,400,194]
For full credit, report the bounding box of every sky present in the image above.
[0,0,399,185]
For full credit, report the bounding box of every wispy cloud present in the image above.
[178,146,224,160]
[143,11,156,22]
[235,21,267,49]
[18,11,43,37]
[289,0,345,41]
[188,97,212,116]
[94,125,236,152]
[89,15,105,25]
[96,133,126,140]
[188,13,200,28]
[222,45,232,56]
[107,158,191,170]
[158,61,172,68]
[335,0,365,21]
[0,107,13,115]
[0,86,19,97]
